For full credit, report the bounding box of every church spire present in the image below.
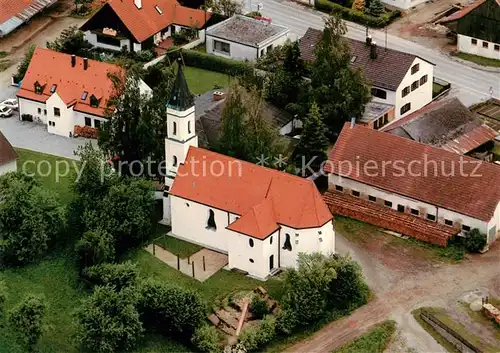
[168,59,194,111]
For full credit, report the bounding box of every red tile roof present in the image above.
[438,0,486,24]
[104,0,211,42]
[17,48,123,117]
[0,130,17,166]
[170,147,333,239]
[324,123,500,222]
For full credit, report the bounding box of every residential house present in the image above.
[80,0,212,53]
[162,64,335,280]
[0,130,17,175]
[382,97,498,158]
[16,48,151,138]
[439,0,500,60]
[359,101,395,130]
[0,0,58,37]
[324,123,500,247]
[300,28,435,121]
[205,15,290,61]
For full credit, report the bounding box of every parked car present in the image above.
[0,106,13,118]
[1,98,18,110]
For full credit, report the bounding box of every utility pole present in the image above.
[385,26,388,51]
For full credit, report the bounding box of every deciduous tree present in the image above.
[205,0,243,16]
[46,25,92,57]
[75,229,115,269]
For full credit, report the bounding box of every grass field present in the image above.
[184,66,231,94]
[456,52,500,68]
[153,233,202,258]
[331,320,396,353]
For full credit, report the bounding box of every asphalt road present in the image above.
[244,0,500,107]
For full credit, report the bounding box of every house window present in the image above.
[50,84,57,93]
[173,121,177,135]
[85,117,91,126]
[94,120,101,129]
[397,205,405,213]
[90,95,99,108]
[249,258,254,263]
[43,109,47,115]
[335,185,343,192]
[411,80,419,91]
[81,91,88,100]
[206,209,217,230]
[267,44,273,53]
[249,239,254,247]
[482,41,488,48]
[185,203,190,207]
[260,49,265,57]
[352,190,360,197]
[49,121,56,127]
[410,208,419,216]
[350,55,357,63]
[270,236,273,244]
[213,40,230,54]
[427,214,436,221]
[400,103,411,115]
[283,234,292,251]
[295,239,299,245]
[54,107,61,116]
[374,119,379,130]
[471,38,477,45]
[173,155,178,167]
[369,195,376,202]
[420,75,428,85]
[188,121,191,134]
[383,113,389,125]
[462,225,471,232]
[495,44,500,51]
[155,5,163,14]
[371,87,387,99]
[37,108,41,114]
[34,81,44,94]
[411,63,419,74]
[402,86,410,97]
[384,200,392,207]
[445,219,453,226]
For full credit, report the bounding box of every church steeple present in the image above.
[168,59,194,111]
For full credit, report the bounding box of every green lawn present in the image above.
[153,234,202,258]
[331,320,396,353]
[456,52,500,68]
[184,66,231,94]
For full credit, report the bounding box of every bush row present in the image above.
[166,48,253,76]
[315,0,401,28]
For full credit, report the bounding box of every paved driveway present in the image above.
[0,112,95,160]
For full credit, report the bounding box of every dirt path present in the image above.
[285,234,500,352]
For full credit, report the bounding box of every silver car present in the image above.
[0,105,13,118]
[0,98,18,110]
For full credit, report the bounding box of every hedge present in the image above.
[315,0,401,28]
[166,48,253,77]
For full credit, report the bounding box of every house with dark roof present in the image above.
[324,122,500,247]
[439,0,500,60]
[80,0,213,53]
[161,63,335,280]
[205,15,290,61]
[0,130,17,175]
[0,0,58,37]
[300,28,435,121]
[17,48,151,138]
[382,97,499,158]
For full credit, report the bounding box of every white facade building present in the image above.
[162,64,335,280]
[457,34,500,60]
[380,0,426,10]
[206,15,290,61]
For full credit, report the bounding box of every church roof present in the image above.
[168,61,194,111]
[170,146,333,239]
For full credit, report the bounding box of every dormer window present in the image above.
[89,95,100,108]
[50,84,57,93]
[155,5,163,14]
[34,81,44,95]
[350,56,357,64]
[81,91,88,100]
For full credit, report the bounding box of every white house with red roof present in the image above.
[17,48,150,138]
[162,64,335,280]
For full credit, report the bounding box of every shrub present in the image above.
[8,294,46,351]
[238,315,276,352]
[0,281,7,321]
[464,229,487,253]
[166,49,253,76]
[135,50,155,62]
[275,308,298,335]
[75,229,115,269]
[74,125,99,139]
[191,324,221,353]
[137,279,205,339]
[250,296,270,319]
[82,261,139,291]
[75,285,143,353]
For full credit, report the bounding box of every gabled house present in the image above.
[80,0,212,52]
[161,64,335,280]
[324,123,500,247]
[16,47,151,138]
[439,0,500,60]
[0,130,17,175]
[300,28,435,121]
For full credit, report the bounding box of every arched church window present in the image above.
[249,238,254,247]
[173,121,177,135]
[206,209,217,230]
[283,234,292,251]
[173,155,178,167]
[188,120,191,134]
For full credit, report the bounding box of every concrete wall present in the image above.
[458,34,500,60]
[46,93,74,137]
[18,98,48,124]
[487,202,500,244]
[0,160,17,176]
[394,57,434,120]
[74,110,107,129]
[84,31,130,51]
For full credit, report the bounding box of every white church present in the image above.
[162,64,335,280]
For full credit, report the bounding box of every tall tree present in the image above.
[46,25,92,57]
[311,14,370,139]
[217,83,247,159]
[205,0,243,16]
[294,102,329,174]
[367,0,384,17]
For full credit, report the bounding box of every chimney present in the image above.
[365,35,372,46]
[83,57,88,70]
[71,54,76,67]
[370,41,377,59]
[134,0,142,9]
[350,117,356,128]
